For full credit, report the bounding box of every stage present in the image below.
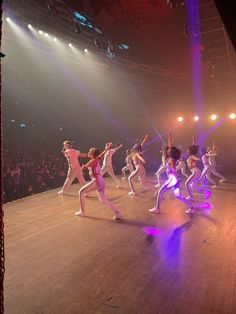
[4,176,236,313]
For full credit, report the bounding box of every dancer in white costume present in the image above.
[58,141,87,195]
[199,147,217,187]
[155,146,169,187]
[75,144,122,219]
[185,137,210,200]
[149,133,194,214]
[101,143,123,188]
[128,144,147,196]
[208,143,226,182]
[176,154,188,179]
[122,149,133,180]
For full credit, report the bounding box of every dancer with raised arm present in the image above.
[101,143,123,188]
[58,141,87,195]
[121,149,133,180]
[185,136,210,200]
[149,133,194,214]
[209,142,226,182]
[155,146,169,187]
[199,147,217,188]
[75,143,122,219]
[128,143,147,196]
[176,154,188,179]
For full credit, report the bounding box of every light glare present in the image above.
[84,48,88,52]
[178,116,184,122]
[193,115,199,121]
[53,37,57,41]
[28,24,32,29]
[45,33,49,37]
[38,30,43,35]
[210,114,217,121]
[68,43,73,47]
[229,113,236,120]
[6,17,11,22]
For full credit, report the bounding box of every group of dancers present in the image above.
[58,133,226,219]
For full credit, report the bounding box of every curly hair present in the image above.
[169,146,181,161]
[188,144,199,156]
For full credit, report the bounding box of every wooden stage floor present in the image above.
[4,176,236,314]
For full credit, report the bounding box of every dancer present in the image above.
[149,133,194,214]
[121,149,133,180]
[155,146,169,187]
[199,147,217,188]
[128,144,147,196]
[176,154,188,179]
[75,143,122,219]
[58,141,87,195]
[208,142,226,182]
[185,137,210,200]
[101,143,123,188]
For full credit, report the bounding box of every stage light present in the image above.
[28,24,32,29]
[53,37,57,42]
[45,33,49,37]
[6,17,11,22]
[68,43,73,47]
[178,116,184,122]
[210,114,217,121]
[38,30,43,35]
[193,115,199,121]
[94,39,100,48]
[84,48,88,52]
[107,43,115,59]
[229,113,236,120]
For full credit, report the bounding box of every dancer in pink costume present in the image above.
[75,143,122,220]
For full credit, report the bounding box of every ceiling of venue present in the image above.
[3,0,236,91]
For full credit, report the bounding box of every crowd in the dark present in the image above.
[3,149,68,203]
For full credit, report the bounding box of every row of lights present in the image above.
[177,113,236,122]
[6,17,89,52]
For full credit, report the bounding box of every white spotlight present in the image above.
[177,116,184,122]
[6,17,11,22]
[210,114,217,121]
[229,113,236,120]
[45,33,49,37]
[53,37,57,42]
[68,43,73,47]
[28,24,32,29]
[38,30,43,35]
[193,115,199,121]
[84,48,88,53]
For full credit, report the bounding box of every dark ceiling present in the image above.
[3,0,236,91]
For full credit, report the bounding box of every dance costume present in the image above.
[101,146,122,188]
[76,156,121,219]
[176,159,188,178]
[58,148,86,194]
[199,153,216,187]
[149,159,192,213]
[122,155,133,179]
[128,153,146,196]
[185,155,208,199]
[209,153,226,182]
[155,154,169,186]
